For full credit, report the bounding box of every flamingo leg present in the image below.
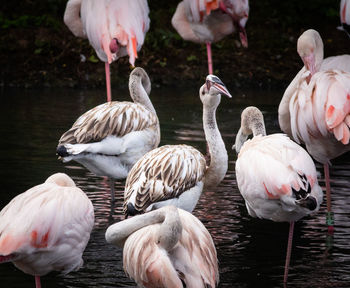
[206,42,213,74]
[283,221,294,284]
[324,163,334,234]
[35,276,41,288]
[105,62,112,102]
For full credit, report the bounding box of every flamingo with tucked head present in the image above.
[0,173,94,288]
[278,29,350,233]
[64,0,150,102]
[106,205,219,287]
[234,106,323,283]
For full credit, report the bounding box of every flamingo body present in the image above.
[106,206,219,288]
[64,0,150,101]
[0,173,94,277]
[236,133,323,222]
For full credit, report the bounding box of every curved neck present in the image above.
[203,105,228,188]
[63,0,85,38]
[105,206,182,251]
[249,120,266,137]
[129,75,156,115]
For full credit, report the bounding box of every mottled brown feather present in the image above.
[59,101,158,145]
[124,145,206,214]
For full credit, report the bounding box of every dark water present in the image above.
[0,86,349,288]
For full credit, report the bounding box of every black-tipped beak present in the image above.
[206,75,232,98]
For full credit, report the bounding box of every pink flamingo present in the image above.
[64,0,150,102]
[172,0,249,74]
[234,106,323,283]
[0,173,94,288]
[338,0,350,37]
[278,29,350,233]
[106,205,219,287]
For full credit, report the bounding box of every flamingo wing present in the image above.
[124,145,206,214]
[58,101,158,145]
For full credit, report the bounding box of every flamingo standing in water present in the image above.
[171,0,249,74]
[278,29,350,232]
[234,106,323,283]
[64,0,150,102]
[123,74,231,216]
[0,173,94,288]
[338,0,350,37]
[57,67,160,203]
[105,205,219,287]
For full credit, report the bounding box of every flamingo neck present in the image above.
[203,105,227,188]
[129,74,156,115]
[105,207,182,252]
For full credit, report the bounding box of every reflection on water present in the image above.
[0,86,350,287]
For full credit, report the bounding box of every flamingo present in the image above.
[234,106,323,283]
[57,67,160,203]
[105,205,219,287]
[338,0,350,37]
[64,0,150,102]
[278,29,350,232]
[0,173,94,288]
[123,74,231,216]
[171,0,249,74]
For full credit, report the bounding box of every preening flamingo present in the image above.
[278,29,350,232]
[57,67,160,202]
[123,74,231,216]
[338,0,350,37]
[0,173,94,288]
[234,106,323,283]
[64,0,150,102]
[105,205,219,287]
[171,0,249,74]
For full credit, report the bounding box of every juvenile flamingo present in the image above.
[123,74,231,216]
[57,67,160,203]
[171,0,249,74]
[0,173,94,288]
[105,205,219,287]
[64,0,150,101]
[234,106,323,283]
[278,29,350,232]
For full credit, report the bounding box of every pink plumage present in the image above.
[278,29,350,233]
[0,173,94,287]
[64,0,150,101]
[234,106,323,283]
[106,206,219,288]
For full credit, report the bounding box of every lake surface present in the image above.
[0,85,349,288]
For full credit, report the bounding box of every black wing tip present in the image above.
[126,203,141,217]
[56,145,69,157]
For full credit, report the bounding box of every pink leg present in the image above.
[283,221,294,283]
[105,62,112,102]
[35,276,41,288]
[206,42,213,75]
[324,163,334,234]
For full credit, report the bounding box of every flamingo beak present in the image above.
[206,75,232,98]
[302,54,316,76]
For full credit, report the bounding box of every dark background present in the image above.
[1,0,348,89]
